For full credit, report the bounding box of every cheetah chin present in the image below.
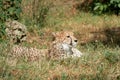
[61,43,83,58]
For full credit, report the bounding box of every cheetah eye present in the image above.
[67,36,70,38]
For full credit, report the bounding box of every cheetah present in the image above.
[8,31,82,63]
[5,20,27,43]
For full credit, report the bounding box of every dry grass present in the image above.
[20,0,120,45]
[0,0,120,80]
[0,42,120,80]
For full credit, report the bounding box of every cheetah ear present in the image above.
[52,32,56,37]
[52,31,61,37]
[52,32,57,41]
[52,32,59,37]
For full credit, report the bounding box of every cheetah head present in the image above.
[52,31,78,54]
[52,31,78,47]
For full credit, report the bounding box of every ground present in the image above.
[0,0,120,80]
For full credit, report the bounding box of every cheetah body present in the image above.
[9,31,82,61]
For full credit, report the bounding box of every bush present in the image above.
[78,0,120,15]
[0,0,22,40]
[93,0,120,15]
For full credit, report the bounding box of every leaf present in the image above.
[94,6,100,11]
[100,6,104,11]
[118,4,120,8]
[95,3,101,6]
[110,0,114,4]
[16,8,22,13]
[0,1,3,7]
[103,4,108,11]
[0,12,5,20]
[8,7,15,14]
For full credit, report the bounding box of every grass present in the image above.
[0,41,120,80]
[0,0,120,80]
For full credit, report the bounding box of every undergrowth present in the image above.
[0,41,120,80]
[0,0,120,80]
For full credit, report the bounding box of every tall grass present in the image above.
[0,0,120,80]
[21,0,53,27]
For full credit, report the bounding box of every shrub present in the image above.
[93,0,120,15]
[78,0,120,15]
[0,0,22,40]
[0,0,22,21]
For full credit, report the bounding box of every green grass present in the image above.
[0,0,120,80]
[0,41,120,80]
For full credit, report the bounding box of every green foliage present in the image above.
[93,2,108,14]
[93,0,120,15]
[0,0,22,20]
[104,51,120,63]
[0,23,6,40]
[61,73,67,80]
[0,0,22,39]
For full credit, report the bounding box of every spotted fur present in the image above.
[9,31,82,62]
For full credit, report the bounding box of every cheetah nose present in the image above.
[74,40,77,42]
